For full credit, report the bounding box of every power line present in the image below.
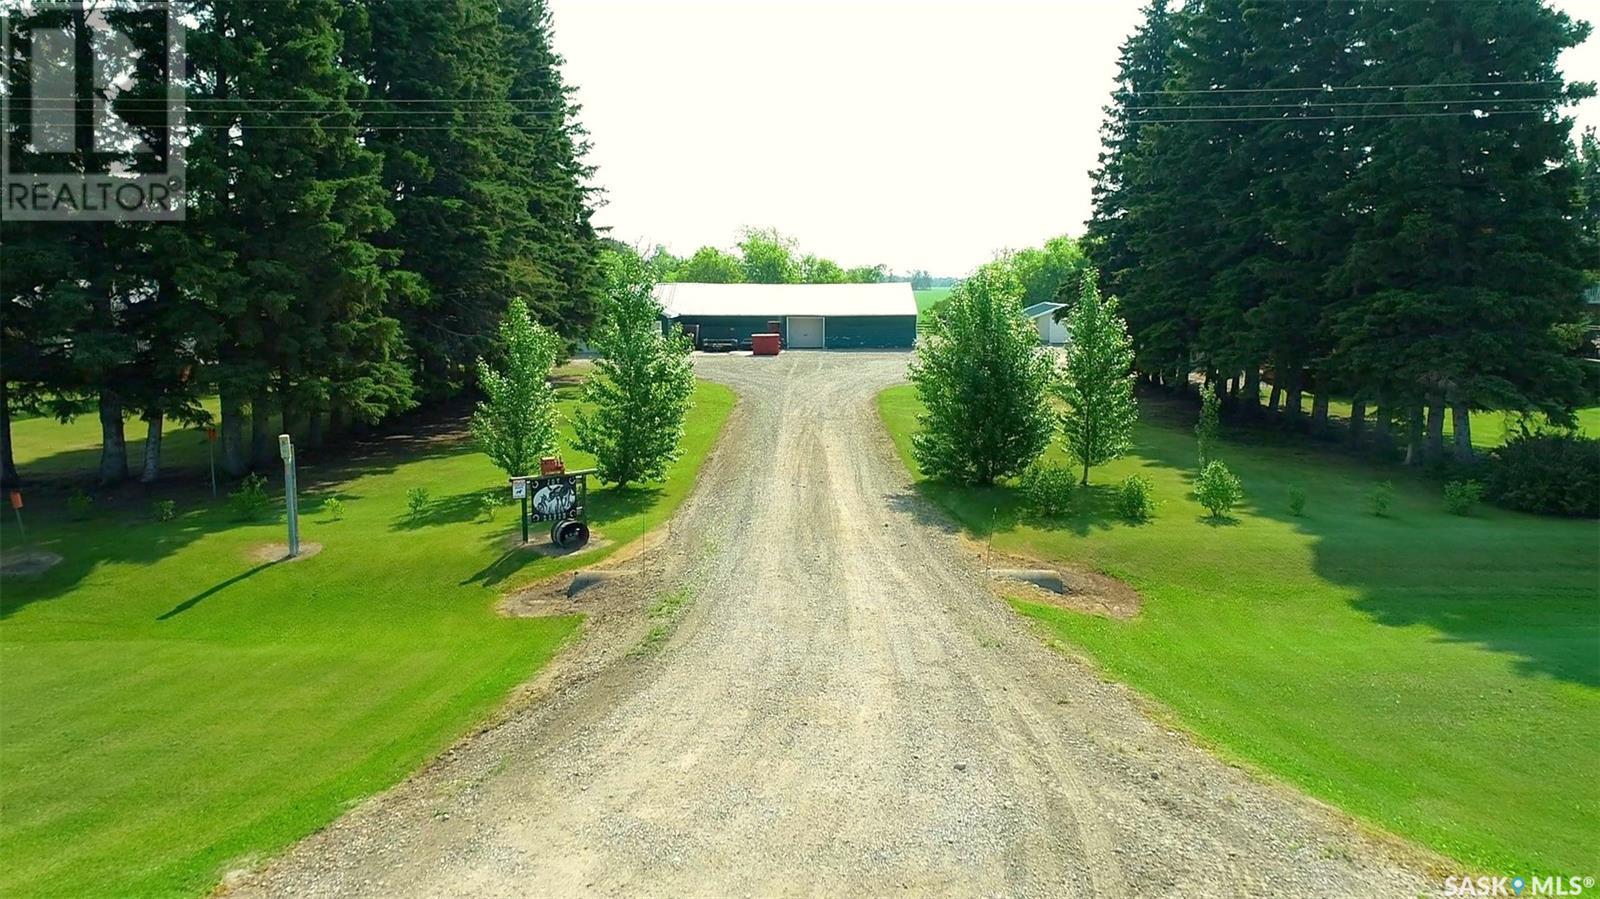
[1113,78,1565,96]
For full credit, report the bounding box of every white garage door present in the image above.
[787,316,825,349]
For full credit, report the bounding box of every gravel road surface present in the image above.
[229,352,1434,898]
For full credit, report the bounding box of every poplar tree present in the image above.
[472,298,561,478]
[909,264,1055,485]
[573,252,696,488]
[1056,272,1138,486]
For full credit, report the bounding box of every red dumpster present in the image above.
[751,332,781,356]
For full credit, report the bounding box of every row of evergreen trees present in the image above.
[1087,0,1599,464]
[0,0,599,487]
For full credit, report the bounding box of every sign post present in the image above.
[511,478,529,543]
[278,434,299,558]
[509,468,593,550]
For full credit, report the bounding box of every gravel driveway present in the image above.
[229,352,1434,898]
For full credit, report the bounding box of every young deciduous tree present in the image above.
[909,264,1055,485]
[471,299,561,478]
[1056,272,1138,485]
[573,253,696,489]
[1196,382,1220,465]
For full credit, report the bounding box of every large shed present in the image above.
[655,282,918,350]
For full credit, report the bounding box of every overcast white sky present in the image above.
[548,0,1600,276]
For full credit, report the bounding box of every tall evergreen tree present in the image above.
[1328,1,1594,462]
[364,0,541,398]
[1085,0,1175,305]
[189,0,415,472]
[499,0,603,335]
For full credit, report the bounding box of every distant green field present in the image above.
[0,380,736,897]
[878,384,1599,873]
[914,287,953,315]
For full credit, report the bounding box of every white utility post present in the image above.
[279,434,300,558]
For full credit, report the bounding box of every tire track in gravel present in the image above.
[228,351,1437,899]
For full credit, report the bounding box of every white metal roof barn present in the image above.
[655,282,918,350]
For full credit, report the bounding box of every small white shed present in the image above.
[1022,301,1068,345]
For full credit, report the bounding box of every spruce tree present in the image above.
[1085,0,1175,305]
[909,264,1055,485]
[499,0,603,336]
[573,252,696,488]
[1328,1,1594,461]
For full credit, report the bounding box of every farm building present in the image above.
[655,282,918,350]
[1022,301,1069,345]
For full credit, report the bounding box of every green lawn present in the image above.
[0,380,735,898]
[878,384,1599,873]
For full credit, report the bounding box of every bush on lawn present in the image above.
[1195,460,1243,519]
[477,492,499,521]
[1442,480,1484,516]
[1368,481,1395,517]
[322,497,345,521]
[229,474,273,521]
[152,500,177,522]
[406,487,431,517]
[1484,432,1600,518]
[1287,486,1307,517]
[1118,475,1155,522]
[1021,465,1075,517]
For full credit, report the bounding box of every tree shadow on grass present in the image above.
[1124,391,1600,688]
[889,479,1126,541]
[390,488,495,531]
[0,410,475,617]
[155,559,278,620]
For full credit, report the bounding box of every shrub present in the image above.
[1020,465,1075,517]
[229,474,273,521]
[477,492,499,522]
[1442,480,1484,516]
[1117,475,1155,522]
[1287,486,1307,517]
[66,490,93,520]
[1484,432,1600,518]
[1195,460,1243,519]
[1368,481,1394,518]
[322,497,345,521]
[152,499,177,522]
[406,487,431,518]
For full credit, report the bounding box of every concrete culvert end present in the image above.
[989,568,1067,595]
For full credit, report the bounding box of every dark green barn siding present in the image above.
[667,314,916,349]
[672,315,777,346]
[823,316,916,349]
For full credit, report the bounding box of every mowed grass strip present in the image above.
[0,380,735,898]
[877,384,1599,873]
